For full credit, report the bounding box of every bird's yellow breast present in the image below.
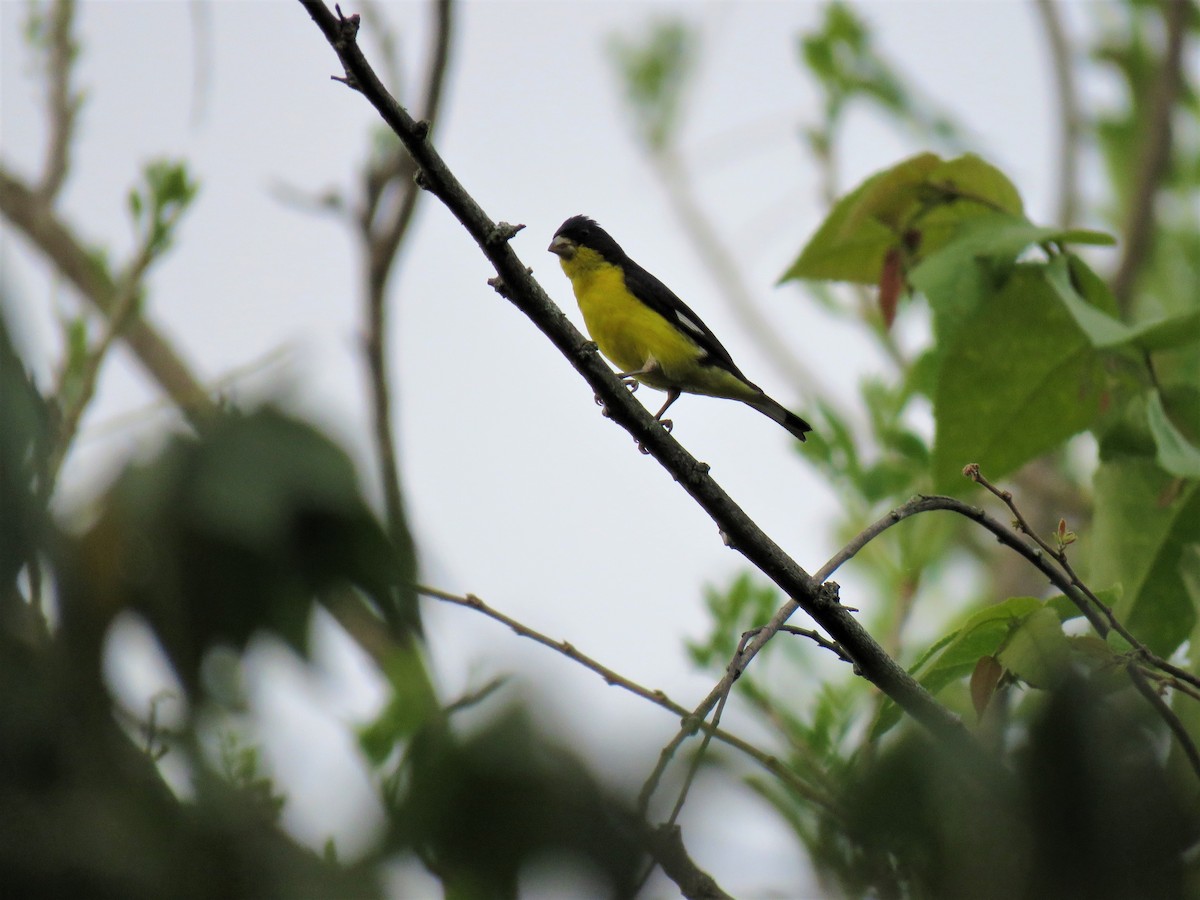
[558,248,708,391]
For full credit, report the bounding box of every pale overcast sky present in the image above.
[2,2,1097,894]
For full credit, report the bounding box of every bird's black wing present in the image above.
[621,259,755,385]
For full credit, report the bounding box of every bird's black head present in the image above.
[548,215,627,262]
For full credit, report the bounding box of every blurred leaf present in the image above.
[77,408,418,691]
[61,312,90,404]
[996,606,1071,688]
[916,596,1042,681]
[131,159,199,255]
[688,572,780,666]
[1091,456,1200,655]
[1044,254,1136,349]
[360,646,441,764]
[0,307,52,593]
[969,655,1003,719]
[841,678,1196,899]
[216,730,287,824]
[391,709,641,897]
[1127,308,1200,352]
[608,20,696,153]
[1146,391,1200,478]
[799,2,963,145]
[906,346,940,398]
[922,153,1024,218]
[127,186,143,220]
[1044,587,1125,624]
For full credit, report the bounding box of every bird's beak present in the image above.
[547,235,573,259]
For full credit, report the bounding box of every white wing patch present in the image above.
[675,309,706,337]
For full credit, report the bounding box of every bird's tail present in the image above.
[746,395,812,442]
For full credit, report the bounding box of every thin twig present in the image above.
[660,633,761,832]
[667,686,729,825]
[1128,663,1200,782]
[1162,674,1200,706]
[442,676,508,716]
[635,583,844,819]
[815,489,1110,634]
[44,203,187,494]
[420,584,828,806]
[966,467,1200,783]
[632,633,744,895]
[777,624,851,662]
[1111,0,1190,312]
[1033,0,1083,228]
[966,466,1200,693]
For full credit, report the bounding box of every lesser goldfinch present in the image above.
[548,215,812,441]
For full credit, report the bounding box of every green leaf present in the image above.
[872,596,1043,738]
[1091,457,1200,655]
[1104,628,1135,655]
[911,217,1112,337]
[780,153,940,284]
[921,153,1023,218]
[1044,256,1200,355]
[780,154,1084,289]
[1146,391,1200,479]
[995,606,1071,688]
[216,730,287,823]
[928,263,1104,491]
[914,597,1042,678]
[911,215,1083,354]
[1044,255,1135,348]
[1128,308,1200,353]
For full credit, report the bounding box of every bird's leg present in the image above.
[653,389,680,433]
[596,358,657,409]
[637,389,680,451]
[615,357,661,393]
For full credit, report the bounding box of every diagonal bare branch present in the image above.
[297,0,965,749]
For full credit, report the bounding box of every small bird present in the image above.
[548,215,811,441]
